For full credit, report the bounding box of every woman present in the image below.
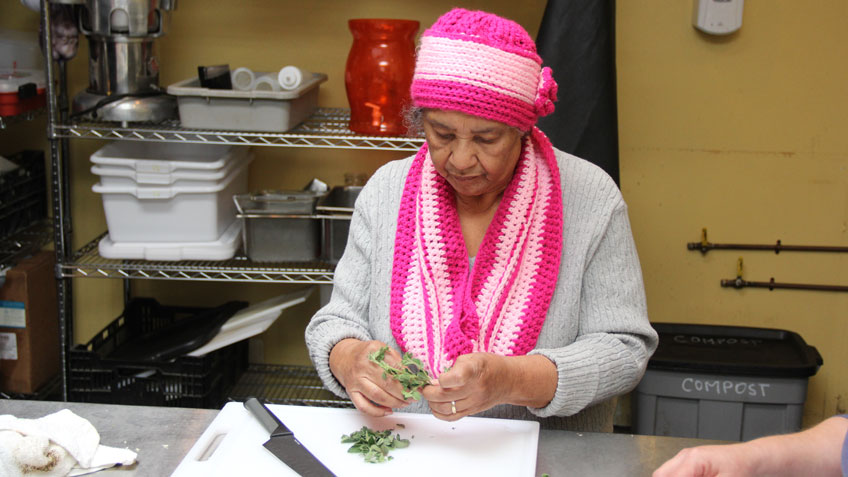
[305,8,657,432]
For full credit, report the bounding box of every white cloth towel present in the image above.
[0,409,137,477]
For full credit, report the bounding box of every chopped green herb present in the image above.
[340,426,410,463]
[368,346,431,401]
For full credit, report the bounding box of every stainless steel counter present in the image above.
[1,400,217,476]
[1,400,723,476]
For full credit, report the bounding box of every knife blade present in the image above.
[244,397,336,477]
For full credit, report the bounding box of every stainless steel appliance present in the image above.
[72,0,177,122]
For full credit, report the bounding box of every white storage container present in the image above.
[91,148,250,187]
[98,217,242,261]
[92,152,252,243]
[166,72,327,132]
[91,142,248,174]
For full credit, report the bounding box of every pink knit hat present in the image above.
[411,8,558,132]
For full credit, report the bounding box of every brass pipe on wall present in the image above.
[687,228,848,255]
[720,258,848,293]
[721,277,848,293]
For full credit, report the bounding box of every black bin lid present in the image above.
[648,322,823,377]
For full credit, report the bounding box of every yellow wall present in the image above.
[617,1,848,424]
[3,1,846,426]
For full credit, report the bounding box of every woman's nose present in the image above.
[449,140,477,170]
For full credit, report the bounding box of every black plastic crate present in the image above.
[69,298,249,409]
[0,150,46,239]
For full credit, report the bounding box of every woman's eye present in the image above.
[437,133,454,141]
[475,137,496,145]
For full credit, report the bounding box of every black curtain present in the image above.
[536,0,620,186]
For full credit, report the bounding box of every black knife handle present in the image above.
[244,397,286,434]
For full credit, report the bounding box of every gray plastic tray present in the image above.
[167,72,327,132]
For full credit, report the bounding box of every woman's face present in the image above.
[422,109,524,199]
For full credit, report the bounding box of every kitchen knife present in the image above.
[244,397,336,477]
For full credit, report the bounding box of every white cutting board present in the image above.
[171,402,539,477]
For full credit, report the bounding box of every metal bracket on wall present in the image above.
[688,228,848,255]
[721,257,848,293]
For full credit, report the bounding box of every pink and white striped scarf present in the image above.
[389,127,563,377]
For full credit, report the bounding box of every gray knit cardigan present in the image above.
[305,148,658,431]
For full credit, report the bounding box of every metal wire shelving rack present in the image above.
[0,220,53,273]
[0,108,46,130]
[228,364,353,408]
[53,108,422,285]
[54,108,424,151]
[39,4,422,403]
[62,233,337,283]
[53,110,422,284]
[0,113,50,274]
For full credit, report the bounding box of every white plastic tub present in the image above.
[91,142,248,174]
[92,153,252,243]
[166,72,327,132]
[98,216,242,261]
[91,149,250,187]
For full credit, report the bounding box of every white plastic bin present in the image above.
[90,142,248,174]
[92,149,250,187]
[98,217,242,261]
[92,153,252,243]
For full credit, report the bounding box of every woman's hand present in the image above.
[652,444,755,477]
[421,353,507,420]
[329,339,411,417]
[420,352,557,421]
[653,416,848,477]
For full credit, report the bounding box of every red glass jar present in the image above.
[345,19,419,136]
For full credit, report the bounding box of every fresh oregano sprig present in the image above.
[367,346,431,401]
[341,426,410,463]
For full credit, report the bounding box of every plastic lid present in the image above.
[648,322,822,377]
[187,288,312,357]
[91,142,249,172]
[91,153,249,199]
[91,146,250,185]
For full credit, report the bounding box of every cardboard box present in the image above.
[0,251,59,394]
